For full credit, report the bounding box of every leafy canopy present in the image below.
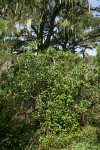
[0,0,100,54]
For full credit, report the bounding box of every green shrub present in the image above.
[0,48,99,149]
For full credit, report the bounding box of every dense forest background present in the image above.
[0,0,100,149]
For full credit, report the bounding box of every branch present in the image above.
[31,25,38,35]
[91,6,100,12]
[84,28,100,41]
[44,3,64,49]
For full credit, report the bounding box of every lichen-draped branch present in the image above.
[0,0,100,54]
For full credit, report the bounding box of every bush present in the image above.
[0,48,99,149]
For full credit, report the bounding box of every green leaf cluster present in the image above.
[0,48,99,149]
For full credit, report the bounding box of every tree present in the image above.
[0,0,100,54]
[0,19,11,83]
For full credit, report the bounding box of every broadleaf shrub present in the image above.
[0,48,99,149]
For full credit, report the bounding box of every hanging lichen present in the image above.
[88,0,91,14]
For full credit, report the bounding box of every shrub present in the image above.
[0,48,99,149]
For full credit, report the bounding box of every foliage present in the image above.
[96,44,100,63]
[67,125,100,150]
[0,48,99,149]
[0,0,100,54]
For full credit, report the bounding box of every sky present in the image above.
[89,0,100,6]
[89,0,100,16]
